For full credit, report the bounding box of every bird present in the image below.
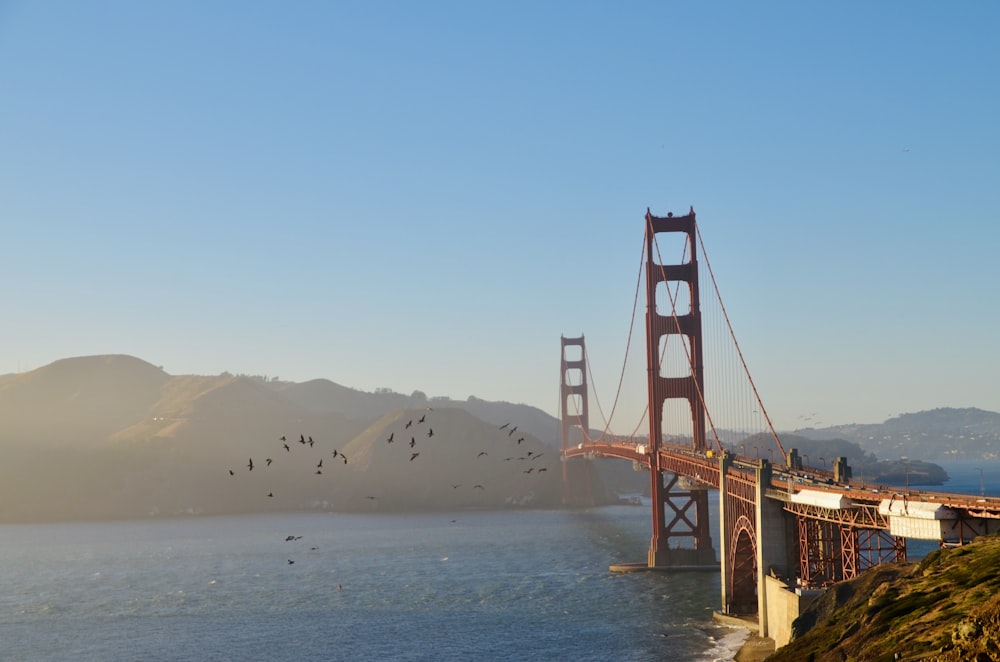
[409,452,420,461]
[499,423,509,430]
[405,420,412,429]
[524,468,534,474]
[418,414,426,423]
[516,437,524,445]
[283,443,290,452]
[427,428,434,438]
[365,496,377,500]
[317,459,323,468]
[266,458,273,466]
[287,559,295,564]
[410,437,416,448]
[508,426,518,436]
[228,469,234,476]
[316,470,322,475]
[451,484,461,489]
[387,432,394,444]
[341,455,348,464]
[299,434,306,444]
[531,454,544,461]
[477,451,488,458]
[267,492,274,497]
[538,467,548,472]
[473,485,484,490]
[332,449,339,458]
[247,458,254,471]
[279,436,286,442]
[308,437,314,447]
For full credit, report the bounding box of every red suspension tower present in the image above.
[560,335,592,505]
[645,208,717,567]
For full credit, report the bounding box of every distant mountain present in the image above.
[3,355,989,523]
[790,408,1000,461]
[0,355,614,523]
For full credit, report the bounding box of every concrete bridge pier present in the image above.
[754,459,795,639]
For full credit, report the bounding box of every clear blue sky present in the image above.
[2,1,997,433]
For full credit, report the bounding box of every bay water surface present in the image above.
[0,504,744,661]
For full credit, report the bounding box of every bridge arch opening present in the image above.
[729,515,757,615]
[660,399,694,445]
[648,230,691,267]
[655,280,692,318]
[658,333,694,379]
[563,367,584,387]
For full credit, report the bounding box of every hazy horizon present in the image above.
[2,3,997,434]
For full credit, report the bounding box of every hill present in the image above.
[0,355,615,522]
[769,534,1000,661]
[792,408,1000,461]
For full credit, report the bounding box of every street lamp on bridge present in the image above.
[979,467,986,497]
[819,457,827,469]
[753,445,759,459]
[803,453,810,467]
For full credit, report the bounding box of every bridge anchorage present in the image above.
[560,207,1000,647]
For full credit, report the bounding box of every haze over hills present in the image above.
[0,355,586,522]
[792,408,1000,461]
[0,355,996,522]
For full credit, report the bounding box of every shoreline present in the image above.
[713,612,775,661]
[733,635,775,661]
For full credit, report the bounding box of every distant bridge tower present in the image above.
[645,208,716,567]
[560,335,592,505]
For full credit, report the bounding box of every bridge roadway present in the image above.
[563,440,1000,527]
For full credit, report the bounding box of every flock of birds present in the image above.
[227,409,553,566]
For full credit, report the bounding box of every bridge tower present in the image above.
[560,335,592,505]
[644,208,716,567]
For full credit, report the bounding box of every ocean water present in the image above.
[0,506,745,662]
[7,460,990,661]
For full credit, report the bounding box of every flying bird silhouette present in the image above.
[410,437,416,448]
[405,420,412,429]
[418,414,426,423]
[247,458,254,471]
[499,423,509,430]
[477,452,488,458]
[387,432,394,443]
[409,452,420,461]
[266,458,273,466]
[427,428,434,438]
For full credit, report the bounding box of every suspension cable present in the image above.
[568,230,647,444]
[694,225,786,459]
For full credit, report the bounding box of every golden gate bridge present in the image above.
[558,207,1000,644]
